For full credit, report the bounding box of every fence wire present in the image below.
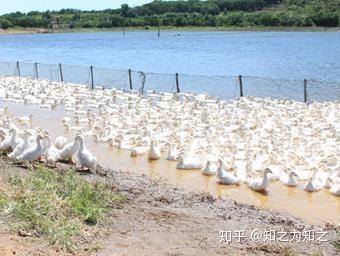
[36,63,61,81]
[61,64,91,85]
[92,67,129,90]
[179,74,239,100]
[0,60,339,102]
[0,61,17,76]
[307,80,340,102]
[242,76,306,102]
[131,71,177,94]
[16,62,36,79]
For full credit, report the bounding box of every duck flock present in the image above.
[0,76,339,196]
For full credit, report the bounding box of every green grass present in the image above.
[331,239,340,251]
[0,192,7,209]
[311,251,324,256]
[283,247,296,256]
[0,166,125,251]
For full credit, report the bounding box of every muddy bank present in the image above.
[0,157,339,256]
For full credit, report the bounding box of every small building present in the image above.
[49,21,72,30]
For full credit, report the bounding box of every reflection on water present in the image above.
[2,101,339,224]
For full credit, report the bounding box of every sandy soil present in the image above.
[0,157,338,256]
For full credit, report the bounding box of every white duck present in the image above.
[329,178,340,196]
[0,106,8,116]
[54,136,68,150]
[130,141,149,157]
[76,135,97,171]
[176,155,203,170]
[59,135,80,161]
[215,159,240,185]
[279,170,299,187]
[303,177,324,192]
[0,130,6,142]
[116,137,137,150]
[0,128,22,152]
[166,144,178,161]
[17,134,44,162]
[17,114,33,124]
[44,135,60,167]
[247,168,272,192]
[201,160,217,176]
[8,130,31,160]
[148,140,161,160]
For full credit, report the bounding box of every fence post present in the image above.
[59,63,64,82]
[16,61,20,77]
[304,79,307,103]
[34,62,39,79]
[128,69,133,90]
[90,65,94,89]
[239,75,243,97]
[139,72,145,95]
[157,20,160,37]
[175,73,180,93]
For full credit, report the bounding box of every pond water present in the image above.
[0,31,339,82]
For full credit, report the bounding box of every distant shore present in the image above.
[0,26,339,35]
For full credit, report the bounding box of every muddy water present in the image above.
[2,101,339,225]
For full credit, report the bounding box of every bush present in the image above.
[312,11,339,27]
[0,18,14,29]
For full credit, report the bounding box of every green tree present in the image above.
[0,18,14,29]
[121,4,130,17]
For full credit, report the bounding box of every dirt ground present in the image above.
[0,157,339,256]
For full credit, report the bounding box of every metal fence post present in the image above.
[158,19,160,37]
[34,62,39,79]
[16,61,20,77]
[175,73,180,93]
[139,72,145,95]
[90,65,94,89]
[59,63,64,82]
[128,69,133,90]
[304,79,307,103]
[239,75,243,97]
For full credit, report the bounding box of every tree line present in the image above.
[0,0,339,29]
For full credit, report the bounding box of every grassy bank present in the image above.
[0,165,125,251]
[1,25,339,35]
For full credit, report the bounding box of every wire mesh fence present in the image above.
[178,74,239,99]
[241,76,306,102]
[0,60,339,102]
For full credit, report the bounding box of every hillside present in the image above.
[0,0,339,30]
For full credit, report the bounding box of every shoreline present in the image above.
[0,157,339,255]
[0,26,339,35]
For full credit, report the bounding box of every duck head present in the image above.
[288,171,298,179]
[36,134,43,142]
[217,159,224,169]
[263,168,272,175]
[75,134,84,143]
[23,130,32,139]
